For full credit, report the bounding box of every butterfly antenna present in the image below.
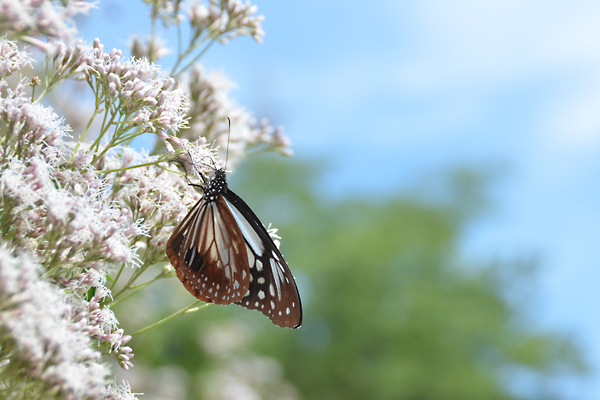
[173,155,205,188]
[225,117,231,172]
[172,158,192,185]
[187,151,209,185]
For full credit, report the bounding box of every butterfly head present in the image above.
[203,168,228,202]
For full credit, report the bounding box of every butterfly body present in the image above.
[167,167,302,328]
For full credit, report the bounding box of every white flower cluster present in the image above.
[0,64,143,397]
[0,38,33,78]
[130,35,171,63]
[0,248,109,399]
[62,269,136,370]
[185,64,291,167]
[101,146,202,253]
[1,151,143,270]
[84,38,190,135]
[0,0,96,42]
[187,0,265,44]
[105,381,142,400]
[140,0,265,45]
[0,0,291,395]
[0,81,70,155]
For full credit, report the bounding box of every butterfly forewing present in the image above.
[167,199,212,303]
[167,197,250,305]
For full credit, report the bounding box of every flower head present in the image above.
[0,0,96,42]
[183,64,291,167]
[83,39,189,136]
[0,38,33,78]
[187,0,265,44]
[0,247,110,399]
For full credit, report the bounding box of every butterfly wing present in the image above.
[166,196,251,304]
[223,190,303,328]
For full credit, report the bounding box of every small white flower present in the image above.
[84,39,189,136]
[0,87,72,153]
[0,38,34,77]
[130,35,172,62]
[0,247,109,398]
[0,0,96,42]
[183,64,291,167]
[105,381,142,400]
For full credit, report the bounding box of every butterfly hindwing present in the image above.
[224,191,303,328]
[238,245,303,328]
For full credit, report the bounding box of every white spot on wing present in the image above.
[224,198,265,254]
[270,258,283,300]
[258,290,265,300]
[209,242,218,264]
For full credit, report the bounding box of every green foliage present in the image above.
[229,155,583,400]
[127,155,583,399]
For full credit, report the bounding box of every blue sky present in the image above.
[81,1,600,397]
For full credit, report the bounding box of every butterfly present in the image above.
[166,161,302,328]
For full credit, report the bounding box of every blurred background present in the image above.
[79,1,599,398]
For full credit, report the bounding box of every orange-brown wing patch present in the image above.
[166,197,250,304]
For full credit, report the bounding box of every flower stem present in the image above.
[130,300,208,336]
[110,263,126,291]
[173,37,218,78]
[109,271,167,307]
[70,108,99,161]
[97,160,162,174]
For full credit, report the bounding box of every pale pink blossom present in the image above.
[183,64,291,165]
[0,0,96,42]
[187,0,265,44]
[83,39,189,135]
[0,85,71,153]
[130,35,171,62]
[0,38,33,77]
[0,1,292,397]
[104,381,142,400]
[0,247,110,399]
